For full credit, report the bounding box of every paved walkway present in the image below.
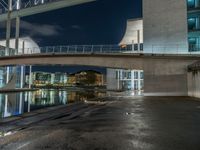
[0,96,200,150]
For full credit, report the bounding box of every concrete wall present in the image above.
[120,19,143,45]
[188,71,200,98]
[143,58,191,96]
[106,69,122,90]
[0,53,197,96]
[143,0,188,53]
[144,74,188,96]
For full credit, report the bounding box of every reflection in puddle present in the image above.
[0,131,15,138]
[0,89,105,119]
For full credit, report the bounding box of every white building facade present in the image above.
[107,0,199,92]
[0,37,40,89]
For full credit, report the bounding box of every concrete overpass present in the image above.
[0,52,199,96]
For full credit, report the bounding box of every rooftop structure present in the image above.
[0,37,40,54]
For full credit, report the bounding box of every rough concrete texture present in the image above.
[144,74,188,96]
[0,96,200,150]
[188,71,200,98]
[143,0,188,52]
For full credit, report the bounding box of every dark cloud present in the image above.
[71,25,82,30]
[20,21,63,36]
[0,20,63,37]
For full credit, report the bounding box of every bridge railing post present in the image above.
[67,46,69,54]
[60,46,62,53]
[91,45,94,54]
[75,45,77,53]
[83,45,85,53]
[100,45,103,53]
[53,46,55,53]
[45,46,48,53]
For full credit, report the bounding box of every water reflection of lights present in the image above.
[131,90,143,96]
[0,131,15,137]
[0,89,106,119]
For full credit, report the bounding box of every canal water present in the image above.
[0,89,106,119]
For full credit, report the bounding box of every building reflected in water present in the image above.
[0,89,105,119]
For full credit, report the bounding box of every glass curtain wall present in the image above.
[187,0,200,51]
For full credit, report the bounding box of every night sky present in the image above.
[1,0,142,73]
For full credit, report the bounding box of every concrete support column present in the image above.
[131,70,134,90]
[19,93,23,114]
[138,71,141,91]
[29,66,32,89]
[4,95,8,117]
[6,0,12,84]
[20,66,24,88]
[118,70,121,90]
[137,30,140,51]
[132,40,135,52]
[15,16,20,55]
[6,0,12,56]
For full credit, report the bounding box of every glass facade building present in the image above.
[115,69,144,91]
[187,0,200,51]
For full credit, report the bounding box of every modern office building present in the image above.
[75,70,104,86]
[117,0,200,53]
[187,0,200,51]
[26,72,68,87]
[107,69,144,91]
[107,0,200,92]
[26,70,104,87]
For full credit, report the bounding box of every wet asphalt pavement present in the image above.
[0,96,200,150]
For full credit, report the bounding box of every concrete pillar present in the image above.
[137,30,140,51]
[132,40,134,52]
[15,17,20,54]
[5,0,12,84]
[28,92,31,112]
[6,67,10,84]
[29,66,32,89]
[138,70,141,91]
[6,0,12,56]
[117,70,120,90]
[19,93,23,114]
[20,66,24,88]
[4,95,8,117]
[22,41,25,54]
[131,70,134,90]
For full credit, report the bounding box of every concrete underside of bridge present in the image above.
[0,53,198,96]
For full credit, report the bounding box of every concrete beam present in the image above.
[0,53,198,96]
[0,0,96,22]
[0,53,197,69]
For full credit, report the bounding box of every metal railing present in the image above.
[0,0,60,14]
[0,44,200,57]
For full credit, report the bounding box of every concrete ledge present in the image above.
[0,88,38,93]
[143,92,188,97]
